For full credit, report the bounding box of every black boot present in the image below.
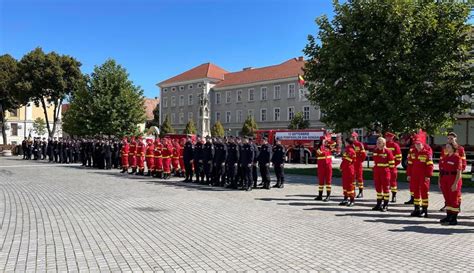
[440,213,451,224]
[323,192,331,202]
[272,179,280,188]
[372,199,382,211]
[129,167,136,174]
[420,206,429,218]
[347,198,355,207]
[120,168,127,173]
[410,205,421,217]
[264,182,270,190]
[404,196,414,205]
[448,214,458,225]
[279,179,285,189]
[314,191,323,201]
[339,198,348,206]
[381,199,389,212]
[439,205,446,212]
[146,170,151,176]
[391,192,397,203]
[356,188,363,198]
[253,181,258,189]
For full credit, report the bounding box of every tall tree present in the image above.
[160,114,175,137]
[146,104,160,128]
[63,59,145,137]
[17,48,84,137]
[241,116,258,137]
[0,54,26,144]
[211,121,225,137]
[303,1,473,134]
[32,117,46,136]
[183,120,197,134]
[288,112,310,129]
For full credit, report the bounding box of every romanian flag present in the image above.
[298,74,305,86]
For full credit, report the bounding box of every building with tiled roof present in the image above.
[157,57,325,136]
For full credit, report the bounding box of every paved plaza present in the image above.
[1,157,473,272]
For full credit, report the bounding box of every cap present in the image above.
[351,132,359,138]
[384,132,395,139]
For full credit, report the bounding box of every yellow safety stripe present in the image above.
[343,157,353,162]
[426,161,433,165]
[376,163,389,167]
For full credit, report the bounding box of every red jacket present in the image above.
[439,153,462,176]
[353,141,366,163]
[386,140,402,167]
[372,147,394,169]
[137,141,145,157]
[121,143,130,157]
[407,147,434,178]
[440,145,466,171]
[316,146,332,166]
[146,142,155,158]
[341,146,356,170]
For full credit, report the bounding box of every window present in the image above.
[274,85,281,99]
[260,109,267,122]
[226,91,231,104]
[188,112,193,121]
[261,87,267,101]
[179,86,185,91]
[226,111,231,123]
[11,123,18,136]
[274,108,280,121]
[197,83,202,88]
[163,88,168,93]
[171,96,176,107]
[179,95,184,106]
[288,84,296,98]
[288,107,295,120]
[236,110,243,123]
[215,112,221,121]
[303,106,310,120]
[179,112,184,124]
[248,109,254,118]
[237,90,242,102]
[248,89,255,101]
[188,84,193,89]
[299,88,308,101]
[163,98,168,108]
[171,87,176,92]
[9,109,18,117]
[215,93,221,104]
[171,113,176,124]
[188,94,193,105]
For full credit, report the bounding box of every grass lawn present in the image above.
[284,167,474,187]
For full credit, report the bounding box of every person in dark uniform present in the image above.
[212,137,227,186]
[183,136,194,182]
[21,138,27,159]
[47,137,54,162]
[236,137,244,188]
[67,140,74,163]
[271,139,286,188]
[53,137,59,163]
[86,139,93,167]
[225,136,239,188]
[240,137,254,191]
[202,136,215,185]
[250,138,259,188]
[32,139,39,160]
[104,139,112,169]
[41,138,47,160]
[193,136,204,183]
[258,137,272,189]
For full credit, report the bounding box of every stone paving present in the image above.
[0,157,473,272]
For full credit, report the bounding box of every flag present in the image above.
[298,74,305,86]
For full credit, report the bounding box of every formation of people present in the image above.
[119,135,286,191]
[315,131,465,225]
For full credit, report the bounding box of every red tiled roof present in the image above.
[159,63,229,85]
[213,57,305,89]
[144,98,159,120]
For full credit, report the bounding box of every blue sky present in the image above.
[0,0,332,98]
[1,0,471,99]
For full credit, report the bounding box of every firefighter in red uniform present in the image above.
[352,132,366,198]
[154,138,163,178]
[372,137,395,212]
[179,138,186,178]
[406,133,434,217]
[162,138,173,179]
[439,132,466,212]
[340,137,356,207]
[136,136,146,175]
[145,138,155,176]
[120,137,130,173]
[385,132,402,202]
[438,142,462,225]
[172,139,181,176]
[128,136,137,174]
[315,135,332,201]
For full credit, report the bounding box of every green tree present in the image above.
[303,1,473,134]
[211,121,225,137]
[183,120,197,134]
[145,103,160,128]
[0,54,28,144]
[288,112,310,129]
[241,116,258,137]
[17,48,84,137]
[160,114,175,137]
[32,117,47,136]
[63,59,145,137]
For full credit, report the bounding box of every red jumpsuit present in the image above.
[121,141,130,170]
[372,147,394,202]
[353,140,366,190]
[341,146,356,201]
[407,147,434,208]
[154,140,163,174]
[316,146,332,194]
[137,140,146,172]
[439,153,462,216]
[386,140,402,193]
[162,141,173,175]
[129,138,137,170]
[145,140,155,173]
[440,146,466,205]
[172,142,181,174]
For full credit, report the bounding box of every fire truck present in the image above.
[255,129,341,163]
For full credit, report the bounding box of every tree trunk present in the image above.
[40,98,52,137]
[0,104,7,145]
